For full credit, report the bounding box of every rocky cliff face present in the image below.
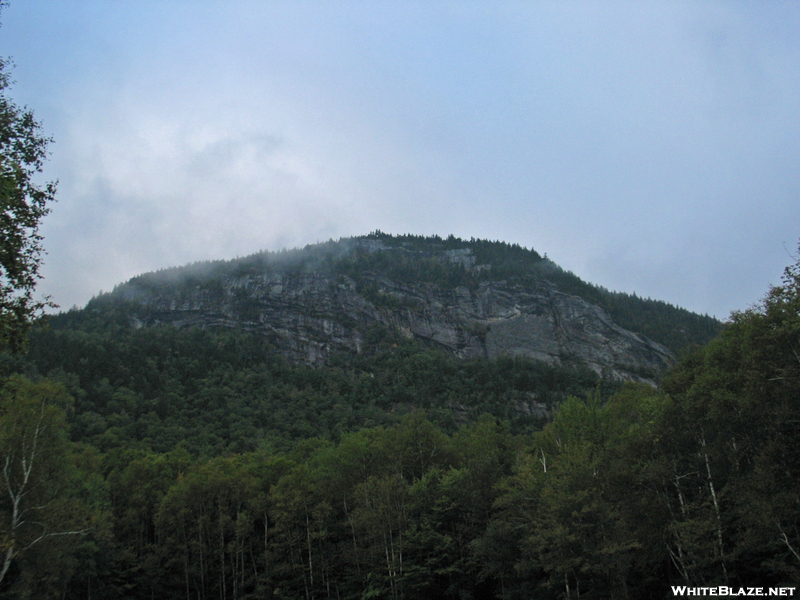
[115,241,674,383]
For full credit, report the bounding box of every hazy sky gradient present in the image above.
[2,1,798,319]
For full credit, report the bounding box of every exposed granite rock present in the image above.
[115,245,674,383]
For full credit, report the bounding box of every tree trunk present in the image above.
[700,436,728,583]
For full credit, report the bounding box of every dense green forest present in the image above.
[20,321,600,455]
[0,246,796,598]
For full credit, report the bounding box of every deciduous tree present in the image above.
[0,376,93,591]
[0,1,57,353]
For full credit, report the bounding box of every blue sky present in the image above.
[2,1,799,319]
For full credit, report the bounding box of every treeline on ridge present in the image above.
[104,233,721,355]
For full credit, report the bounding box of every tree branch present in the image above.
[777,522,800,565]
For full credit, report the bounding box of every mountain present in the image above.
[89,232,719,383]
[4,238,795,598]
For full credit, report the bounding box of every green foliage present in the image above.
[5,259,798,599]
[599,291,722,356]
[8,229,787,596]
[18,309,604,457]
[0,376,106,597]
[483,247,800,596]
[0,8,57,353]
[655,247,800,587]
[95,232,720,359]
[355,232,722,353]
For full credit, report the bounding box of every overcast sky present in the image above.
[1,1,798,319]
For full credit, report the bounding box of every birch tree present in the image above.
[0,376,88,588]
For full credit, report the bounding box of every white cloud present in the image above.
[1,0,795,318]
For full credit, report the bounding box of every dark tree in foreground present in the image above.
[0,1,57,353]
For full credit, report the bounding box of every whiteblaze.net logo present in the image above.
[671,587,796,597]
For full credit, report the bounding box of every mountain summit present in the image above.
[97,233,718,383]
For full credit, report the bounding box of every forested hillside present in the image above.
[3,234,720,456]
[8,235,795,600]
[20,317,599,454]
